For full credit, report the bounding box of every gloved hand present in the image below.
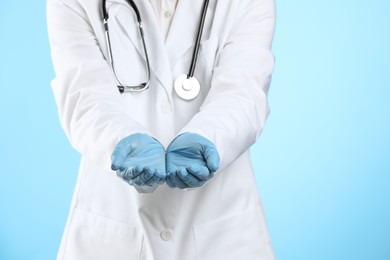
[166,133,220,189]
[111,133,166,190]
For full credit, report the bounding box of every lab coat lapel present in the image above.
[165,1,205,71]
[110,0,172,94]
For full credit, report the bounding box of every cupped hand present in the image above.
[111,133,166,187]
[165,133,220,189]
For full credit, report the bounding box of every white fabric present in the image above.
[149,0,179,41]
[47,0,276,259]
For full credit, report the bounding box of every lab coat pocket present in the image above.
[197,37,219,92]
[199,36,220,65]
[181,37,219,65]
[63,207,142,260]
[193,207,275,260]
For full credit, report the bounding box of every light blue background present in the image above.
[1,0,389,259]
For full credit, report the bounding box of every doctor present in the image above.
[47,0,276,259]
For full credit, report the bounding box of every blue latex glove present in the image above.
[111,133,166,188]
[166,133,220,189]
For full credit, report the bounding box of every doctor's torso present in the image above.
[48,0,276,259]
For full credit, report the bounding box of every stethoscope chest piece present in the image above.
[174,74,200,101]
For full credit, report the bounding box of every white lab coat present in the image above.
[47,0,276,259]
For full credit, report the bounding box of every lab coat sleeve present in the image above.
[47,0,150,173]
[179,0,276,171]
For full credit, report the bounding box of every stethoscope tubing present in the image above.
[102,0,210,96]
[188,0,210,78]
[102,0,150,93]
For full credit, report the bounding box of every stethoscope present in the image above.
[102,0,210,100]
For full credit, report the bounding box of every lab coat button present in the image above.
[160,230,172,241]
[164,11,172,18]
